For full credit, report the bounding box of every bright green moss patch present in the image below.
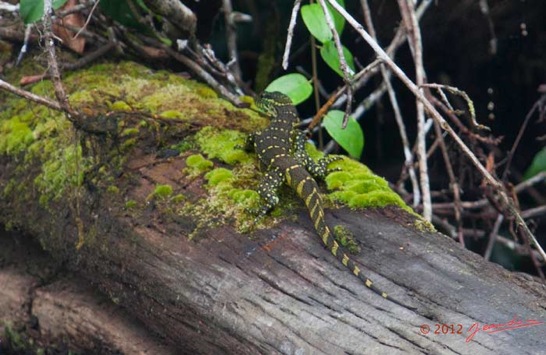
[110,100,132,111]
[195,127,251,165]
[0,117,34,154]
[205,168,233,186]
[150,184,173,199]
[160,110,185,119]
[229,189,258,204]
[33,145,86,204]
[185,154,214,175]
[345,190,406,209]
[321,155,414,213]
[342,178,390,194]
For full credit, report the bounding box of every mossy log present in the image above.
[0,62,545,354]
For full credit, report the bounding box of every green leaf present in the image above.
[329,0,346,35]
[300,0,345,44]
[301,4,331,43]
[264,74,312,105]
[523,147,546,180]
[320,40,355,78]
[323,110,364,159]
[20,0,68,24]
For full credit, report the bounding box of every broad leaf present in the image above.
[320,40,355,78]
[20,0,68,24]
[301,4,331,43]
[264,74,312,105]
[323,110,364,159]
[300,0,345,44]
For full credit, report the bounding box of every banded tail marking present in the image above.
[287,167,406,305]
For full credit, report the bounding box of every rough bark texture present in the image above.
[0,229,178,354]
[1,146,545,354]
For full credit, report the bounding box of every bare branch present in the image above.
[397,0,431,220]
[282,0,303,70]
[141,0,196,38]
[0,79,63,111]
[325,0,546,262]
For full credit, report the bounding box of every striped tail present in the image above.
[293,174,409,307]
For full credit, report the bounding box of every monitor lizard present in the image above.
[249,91,409,308]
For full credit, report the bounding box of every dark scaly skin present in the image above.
[252,91,408,307]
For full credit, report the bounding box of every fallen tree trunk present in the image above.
[1,149,545,354]
[0,62,545,354]
[0,229,178,354]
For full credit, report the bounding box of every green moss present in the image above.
[185,154,214,175]
[414,218,436,232]
[320,154,414,213]
[160,110,185,119]
[120,127,139,137]
[195,87,218,98]
[172,194,186,203]
[205,168,233,186]
[346,190,406,209]
[150,184,173,199]
[110,100,132,111]
[0,60,271,246]
[228,189,258,204]
[120,138,137,151]
[33,145,86,204]
[195,127,252,165]
[171,139,194,153]
[107,185,120,194]
[0,117,34,154]
[125,200,138,209]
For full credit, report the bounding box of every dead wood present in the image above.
[0,230,178,354]
[0,145,545,354]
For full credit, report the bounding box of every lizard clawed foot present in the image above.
[315,155,344,177]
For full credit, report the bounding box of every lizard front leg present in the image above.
[250,166,284,218]
[293,130,342,179]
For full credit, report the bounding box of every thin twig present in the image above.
[74,0,100,39]
[161,45,242,106]
[432,119,464,246]
[484,214,504,260]
[422,83,488,131]
[521,205,546,219]
[502,93,546,181]
[282,0,303,70]
[222,0,242,82]
[515,171,546,194]
[361,0,420,207]
[0,79,63,111]
[43,0,75,116]
[397,0,431,221]
[326,0,546,263]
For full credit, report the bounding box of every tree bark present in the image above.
[1,145,545,354]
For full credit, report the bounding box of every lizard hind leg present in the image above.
[249,167,284,218]
[293,130,343,179]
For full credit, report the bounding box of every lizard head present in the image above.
[256,91,293,117]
